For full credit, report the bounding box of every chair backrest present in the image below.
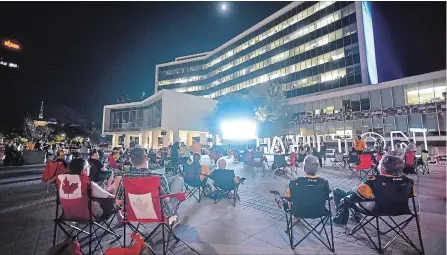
[149,153,157,163]
[364,175,413,216]
[405,151,416,166]
[274,154,287,167]
[122,176,163,223]
[183,161,203,186]
[212,169,236,191]
[42,161,62,182]
[56,174,92,221]
[290,152,297,165]
[243,151,252,163]
[289,177,330,219]
[252,152,264,167]
[334,153,343,161]
[297,153,306,162]
[349,152,360,163]
[356,154,374,170]
[233,150,241,158]
[421,152,428,164]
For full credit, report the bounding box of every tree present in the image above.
[23,115,54,142]
[249,81,287,123]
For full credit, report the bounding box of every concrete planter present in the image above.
[22,151,46,165]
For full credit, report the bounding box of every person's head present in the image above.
[378,154,404,176]
[57,150,65,159]
[193,153,201,163]
[130,148,147,168]
[89,149,98,159]
[217,158,227,169]
[303,155,319,176]
[112,147,119,154]
[357,136,362,140]
[68,158,89,176]
[409,139,414,143]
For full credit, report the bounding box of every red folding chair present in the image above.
[352,154,376,180]
[286,152,298,175]
[121,176,194,255]
[404,151,417,174]
[53,174,120,254]
[42,161,68,193]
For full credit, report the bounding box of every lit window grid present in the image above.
[158,4,355,86]
[286,79,446,137]
[163,1,335,75]
[160,23,355,94]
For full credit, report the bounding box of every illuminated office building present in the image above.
[156,1,378,98]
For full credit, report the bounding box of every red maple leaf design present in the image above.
[62,177,79,198]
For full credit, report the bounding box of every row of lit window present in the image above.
[190,66,348,98]
[159,1,354,83]
[159,5,354,86]
[174,41,346,95]
[159,18,357,92]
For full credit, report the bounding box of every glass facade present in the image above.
[157,1,367,99]
[108,100,162,132]
[285,77,446,138]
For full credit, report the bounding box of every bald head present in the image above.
[217,158,227,169]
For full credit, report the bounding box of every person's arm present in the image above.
[91,182,114,198]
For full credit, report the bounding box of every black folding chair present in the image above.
[183,161,207,202]
[251,152,268,177]
[273,154,287,176]
[415,151,429,175]
[331,153,344,168]
[271,176,334,252]
[211,169,241,206]
[349,176,425,254]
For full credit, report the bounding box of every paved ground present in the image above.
[0,158,444,255]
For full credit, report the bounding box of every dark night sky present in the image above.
[0,1,445,126]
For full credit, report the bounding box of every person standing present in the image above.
[320,141,327,166]
[129,138,136,149]
[407,139,417,152]
[353,136,365,154]
[180,142,190,163]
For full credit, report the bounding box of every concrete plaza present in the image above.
[0,157,445,255]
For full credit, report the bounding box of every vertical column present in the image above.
[172,129,179,143]
[124,135,130,148]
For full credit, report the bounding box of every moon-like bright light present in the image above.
[221,3,227,11]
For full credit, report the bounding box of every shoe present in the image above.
[240,177,246,184]
[170,217,181,230]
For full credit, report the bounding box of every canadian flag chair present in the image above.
[122,176,195,255]
[352,154,376,180]
[42,161,64,193]
[53,174,120,254]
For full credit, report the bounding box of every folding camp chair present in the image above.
[296,153,306,168]
[351,154,376,180]
[211,169,241,206]
[121,176,193,255]
[183,161,208,202]
[331,153,345,168]
[273,154,287,176]
[233,150,241,162]
[415,151,429,174]
[149,152,161,169]
[348,176,424,254]
[209,149,220,167]
[251,152,268,177]
[243,150,252,166]
[270,176,334,252]
[53,174,121,254]
[286,152,298,175]
[403,151,416,175]
[42,161,67,193]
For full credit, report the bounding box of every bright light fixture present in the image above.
[221,120,257,140]
[221,3,227,11]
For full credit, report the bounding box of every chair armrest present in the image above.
[160,192,187,201]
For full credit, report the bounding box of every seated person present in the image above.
[108,147,120,169]
[89,150,114,191]
[278,155,329,209]
[55,150,69,170]
[68,158,114,218]
[332,154,415,225]
[115,148,184,228]
[211,158,244,188]
[186,153,211,182]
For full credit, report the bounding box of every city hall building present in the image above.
[103,1,446,152]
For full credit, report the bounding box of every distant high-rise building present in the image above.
[0,38,23,132]
[156,1,378,99]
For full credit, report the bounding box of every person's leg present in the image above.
[167,175,185,212]
[332,188,353,225]
[318,157,322,168]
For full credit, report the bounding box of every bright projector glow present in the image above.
[221,120,257,140]
[221,4,227,10]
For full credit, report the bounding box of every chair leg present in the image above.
[376,217,382,254]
